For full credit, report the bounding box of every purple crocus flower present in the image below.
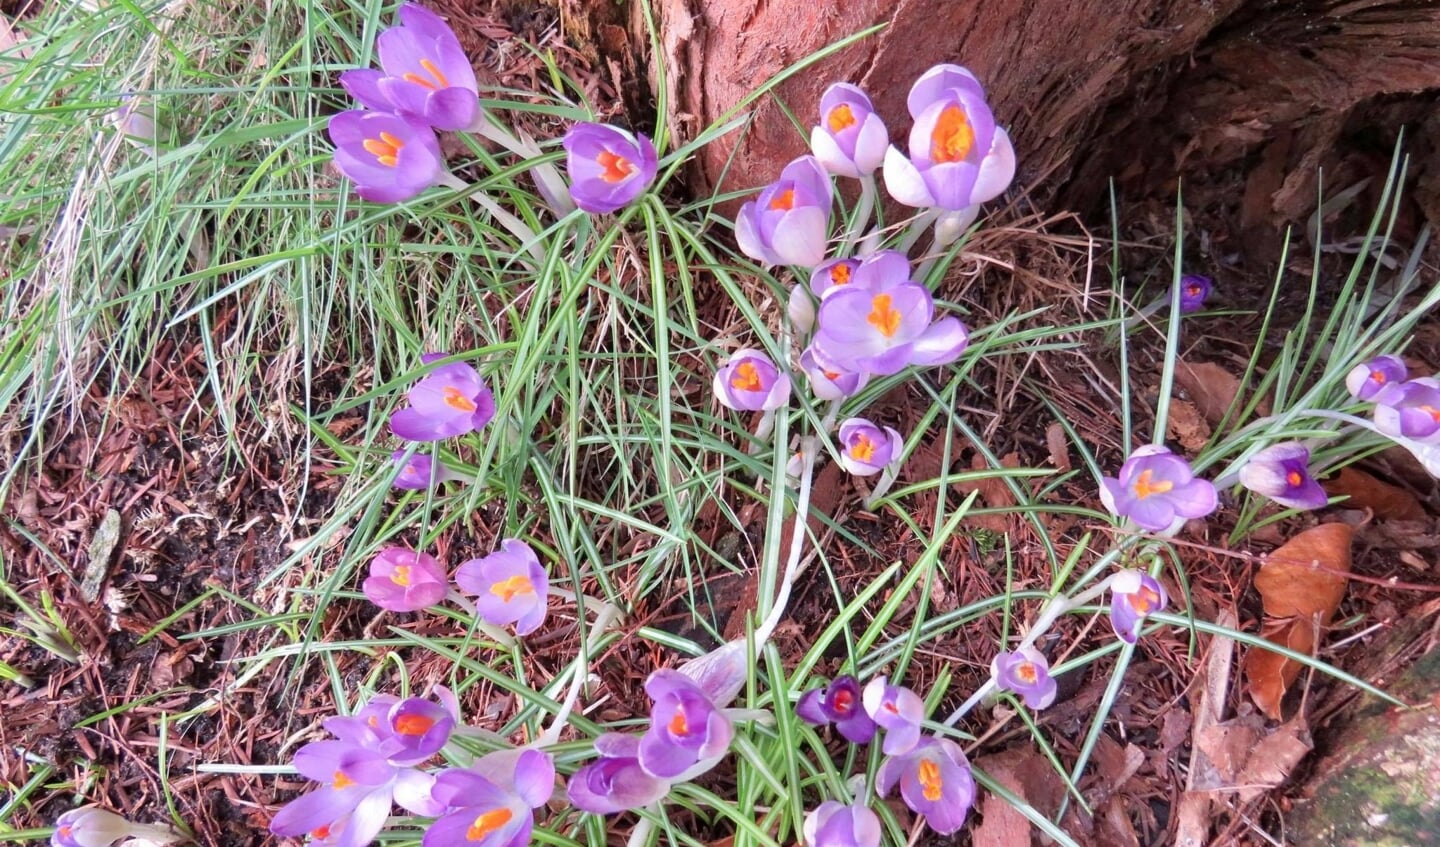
[803,800,882,847]
[882,64,1015,212]
[638,669,734,780]
[799,345,868,401]
[1238,442,1328,510]
[1099,444,1217,533]
[562,122,659,214]
[328,110,445,203]
[713,348,791,412]
[990,647,1057,709]
[876,736,976,836]
[1345,354,1407,401]
[836,418,904,477]
[1178,274,1213,313]
[454,539,549,635]
[1109,570,1168,644]
[566,733,673,814]
[324,687,460,768]
[810,83,889,178]
[861,676,924,756]
[809,257,860,299]
[425,749,554,847]
[362,546,449,613]
[52,807,179,847]
[389,353,496,442]
[1373,377,1440,443]
[735,156,833,268]
[391,449,465,490]
[340,3,481,132]
[811,283,969,376]
[796,675,877,744]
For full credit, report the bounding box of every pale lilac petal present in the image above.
[882,146,934,207]
[968,126,1015,204]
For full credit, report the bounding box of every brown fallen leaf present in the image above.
[1045,422,1072,471]
[972,748,1064,846]
[1244,523,1353,719]
[1322,467,1427,521]
[1174,360,1255,426]
[1235,717,1313,802]
[1166,397,1212,451]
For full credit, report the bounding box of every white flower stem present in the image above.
[895,207,941,254]
[753,436,817,648]
[842,175,877,254]
[468,115,576,215]
[436,172,546,266]
[536,598,622,747]
[750,410,776,455]
[444,588,516,649]
[861,462,898,510]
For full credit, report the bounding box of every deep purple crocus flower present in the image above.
[566,733,673,814]
[1373,377,1440,443]
[799,344,868,402]
[425,749,554,847]
[809,257,861,299]
[638,669,734,780]
[391,450,465,490]
[810,83,889,178]
[340,3,481,132]
[1109,570,1168,644]
[811,282,969,376]
[803,800,883,847]
[882,64,1015,212]
[735,156,833,268]
[796,675,877,744]
[861,676,925,756]
[454,539,549,635]
[713,348,791,412]
[1099,445,1217,533]
[390,353,496,442]
[1345,354,1407,401]
[329,110,445,203]
[1238,442,1328,510]
[324,687,461,768]
[1178,274,1213,313]
[836,418,903,477]
[562,122,659,214]
[876,736,976,836]
[990,647,1057,709]
[362,546,449,613]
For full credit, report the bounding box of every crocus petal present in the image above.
[882,146,935,208]
[969,126,1016,204]
[339,69,392,111]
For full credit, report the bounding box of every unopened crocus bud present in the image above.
[1178,274,1212,313]
[861,676,924,756]
[391,450,465,490]
[52,806,182,847]
[802,800,882,847]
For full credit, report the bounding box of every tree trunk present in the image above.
[639,0,1440,235]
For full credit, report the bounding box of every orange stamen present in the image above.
[311,824,333,839]
[866,294,902,338]
[443,386,477,412]
[768,189,796,211]
[730,361,763,392]
[362,131,404,167]
[1131,468,1174,499]
[827,104,856,133]
[402,58,452,91]
[669,706,689,736]
[1128,586,1161,615]
[1286,470,1304,487]
[465,808,513,841]
[390,564,412,587]
[393,713,436,736]
[918,759,944,802]
[929,105,975,163]
[832,689,853,714]
[1370,369,1388,385]
[1015,662,1038,684]
[830,264,852,285]
[490,575,535,603]
[332,770,355,790]
[596,150,636,183]
[1424,404,1440,423]
[849,434,876,463]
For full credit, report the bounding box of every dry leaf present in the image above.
[1174,360,1249,425]
[973,748,1062,846]
[1235,718,1313,802]
[1323,467,1427,520]
[1045,422,1072,471]
[1244,523,1353,718]
[1166,397,1212,451]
